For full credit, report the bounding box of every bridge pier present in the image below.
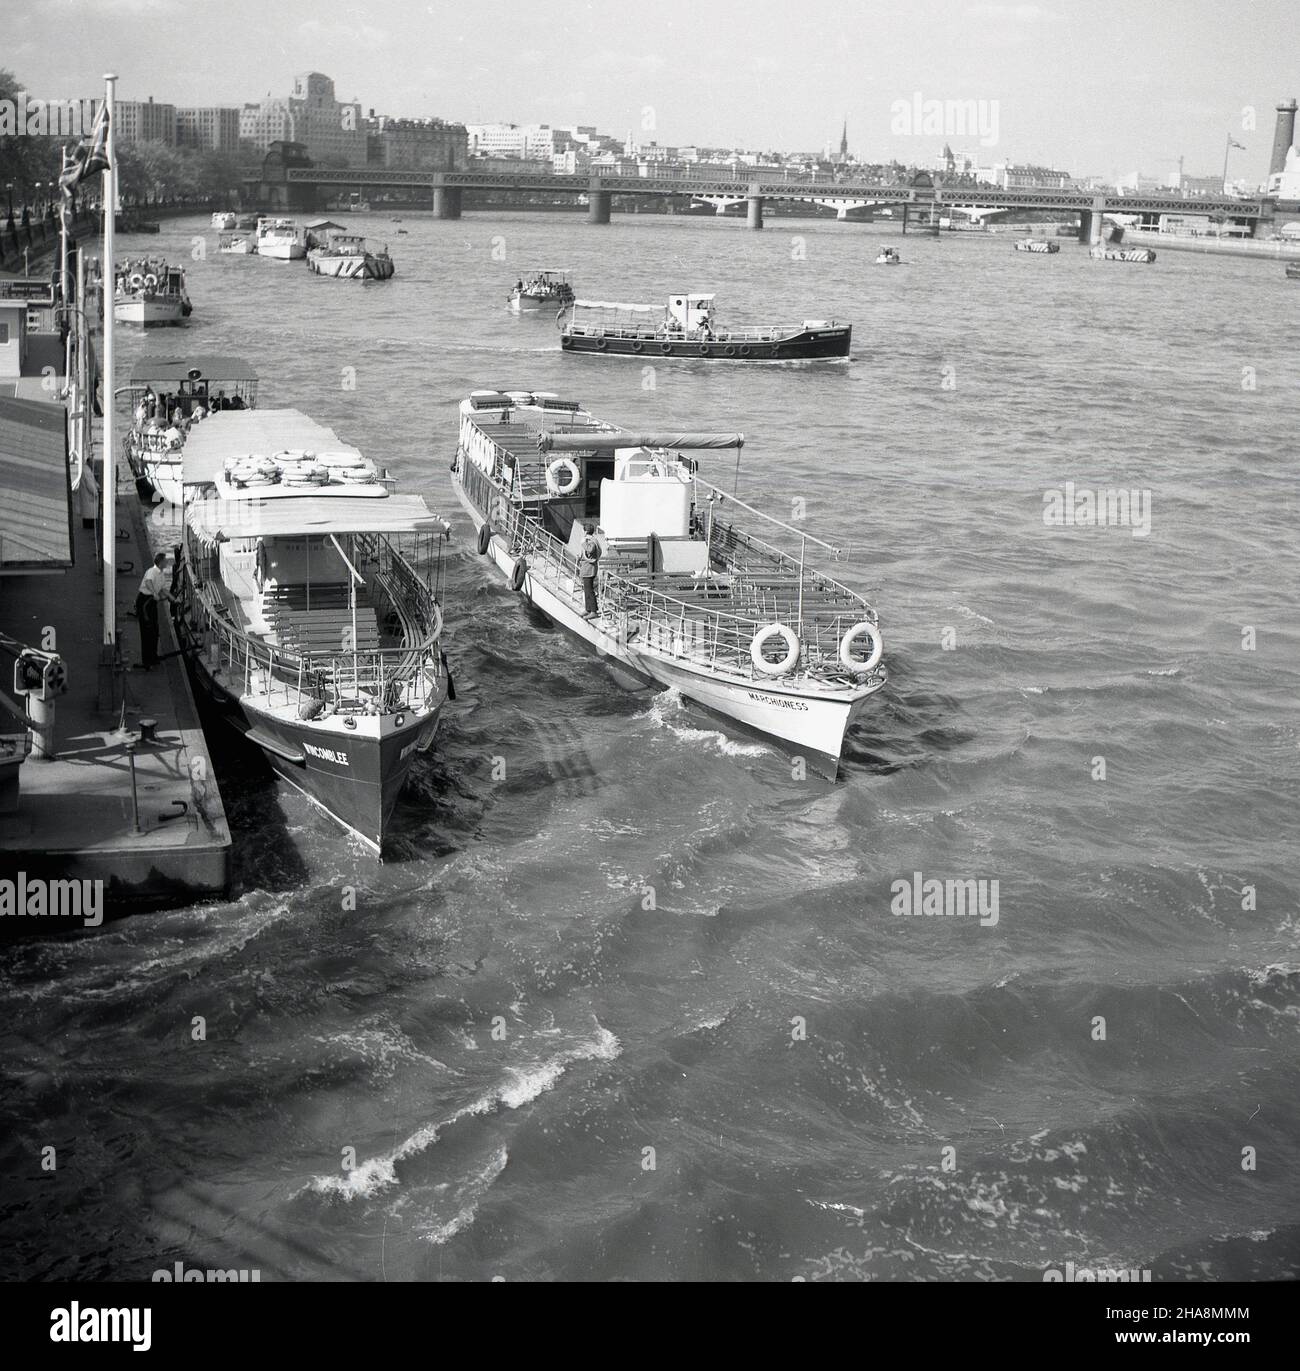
[1088,194,1105,245]
[433,186,462,220]
[1076,211,1092,244]
[747,194,764,230]
[901,204,908,234]
[588,190,611,224]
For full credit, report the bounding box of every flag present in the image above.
[59,103,110,195]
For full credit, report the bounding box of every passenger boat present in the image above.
[874,247,901,265]
[218,230,255,255]
[1285,262,1300,279]
[113,257,193,326]
[328,192,370,213]
[1014,239,1059,254]
[211,211,237,230]
[559,294,851,360]
[451,391,886,774]
[508,269,574,312]
[1090,246,1157,263]
[306,231,395,280]
[123,355,258,505]
[255,218,307,261]
[173,408,453,853]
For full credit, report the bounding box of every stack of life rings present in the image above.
[271,450,330,488]
[315,450,379,485]
[224,454,281,488]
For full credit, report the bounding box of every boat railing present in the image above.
[566,320,798,343]
[189,571,443,717]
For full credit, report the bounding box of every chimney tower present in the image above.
[1269,99,1297,177]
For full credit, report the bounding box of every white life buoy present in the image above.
[750,622,800,676]
[546,456,580,496]
[144,273,158,289]
[839,620,884,674]
[128,272,144,290]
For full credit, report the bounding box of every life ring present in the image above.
[476,523,492,555]
[631,340,643,354]
[739,345,751,357]
[839,620,884,674]
[699,344,711,356]
[659,342,673,355]
[594,337,608,351]
[144,273,158,289]
[546,456,580,496]
[128,272,144,290]
[750,622,800,676]
[724,345,736,357]
[510,557,528,591]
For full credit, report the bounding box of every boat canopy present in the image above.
[130,356,259,385]
[186,493,444,541]
[181,410,364,486]
[572,300,661,313]
[538,432,744,452]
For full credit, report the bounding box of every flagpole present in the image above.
[59,146,71,381]
[101,74,116,650]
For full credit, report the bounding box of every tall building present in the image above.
[839,119,848,161]
[240,74,367,165]
[114,97,176,145]
[176,107,241,152]
[365,116,468,172]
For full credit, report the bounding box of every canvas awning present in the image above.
[538,432,744,452]
[0,397,72,571]
[130,356,259,385]
[572,300,661,312]
[187,493,445,541]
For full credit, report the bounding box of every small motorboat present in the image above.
[874,248,901,265]
[210,211,237,231]
[1286,262,1300,279]
[508,269,575,313]
[1014,239,1060,254]
[1090,246,1157,263]
[219,231,255,255]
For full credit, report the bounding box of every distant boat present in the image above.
[559,292,851,360]
[123,355,258,505]
[328,192,370,213]
[113,257,192,326]
[1286,262,1300,279]
[1090,246,1157,263]
[218,230,255,255]
[508,269,575,312]
[255,218,306,261]
[1014,239,1060,254]
[874,247,901,265]
[306,231,395,280]
[211,211,237,230]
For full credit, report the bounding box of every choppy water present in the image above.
[2,212,1297,1281]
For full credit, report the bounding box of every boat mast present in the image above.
[101,73,117,652]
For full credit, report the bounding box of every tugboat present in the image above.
[559,293,851,360]
[508,269,575,312]
[1013,239,1060,254]
[874,247,901,265]
[451,390,885,774]
[173,408,453,854]
[113,258,193,326]
[306,230,395,280]
[255,217,307,261]
[123,356,258,505]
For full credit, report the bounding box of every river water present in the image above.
[1,211,1297,1281]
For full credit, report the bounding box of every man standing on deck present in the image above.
[134,552,172,670]
[577,522,602,619]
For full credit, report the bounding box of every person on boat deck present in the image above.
[577,522,603,619]
[515,278,524,293]
[134,552,172,671]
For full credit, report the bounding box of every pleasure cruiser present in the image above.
[174,409,453,853]
[508,269,575,312]
[451,391,885,774]
[113,258,192,326]
[255,218,307,261]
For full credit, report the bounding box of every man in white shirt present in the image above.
[134,553,172,670]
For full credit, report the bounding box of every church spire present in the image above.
[840,119,848,158]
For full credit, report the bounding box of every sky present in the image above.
[1,0,1295,179]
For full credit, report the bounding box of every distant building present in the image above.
[114,97,176,145]
[176,107,241,152]
[240,73,366,165]
[365,116,468,171]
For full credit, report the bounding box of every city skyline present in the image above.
[5,0,1297,182]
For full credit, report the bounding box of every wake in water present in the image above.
[636,687,771,760]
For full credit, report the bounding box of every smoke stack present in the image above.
[1269,99,1297,177]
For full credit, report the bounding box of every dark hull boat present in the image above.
[559,291,850,361]
[172,406,453,854]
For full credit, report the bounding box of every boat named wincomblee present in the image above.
[559,293,851,360]
[173,409,453,853]
[451,390,885,773]
[123,355,258,505]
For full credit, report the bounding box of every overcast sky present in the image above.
[4,0,1295,178]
